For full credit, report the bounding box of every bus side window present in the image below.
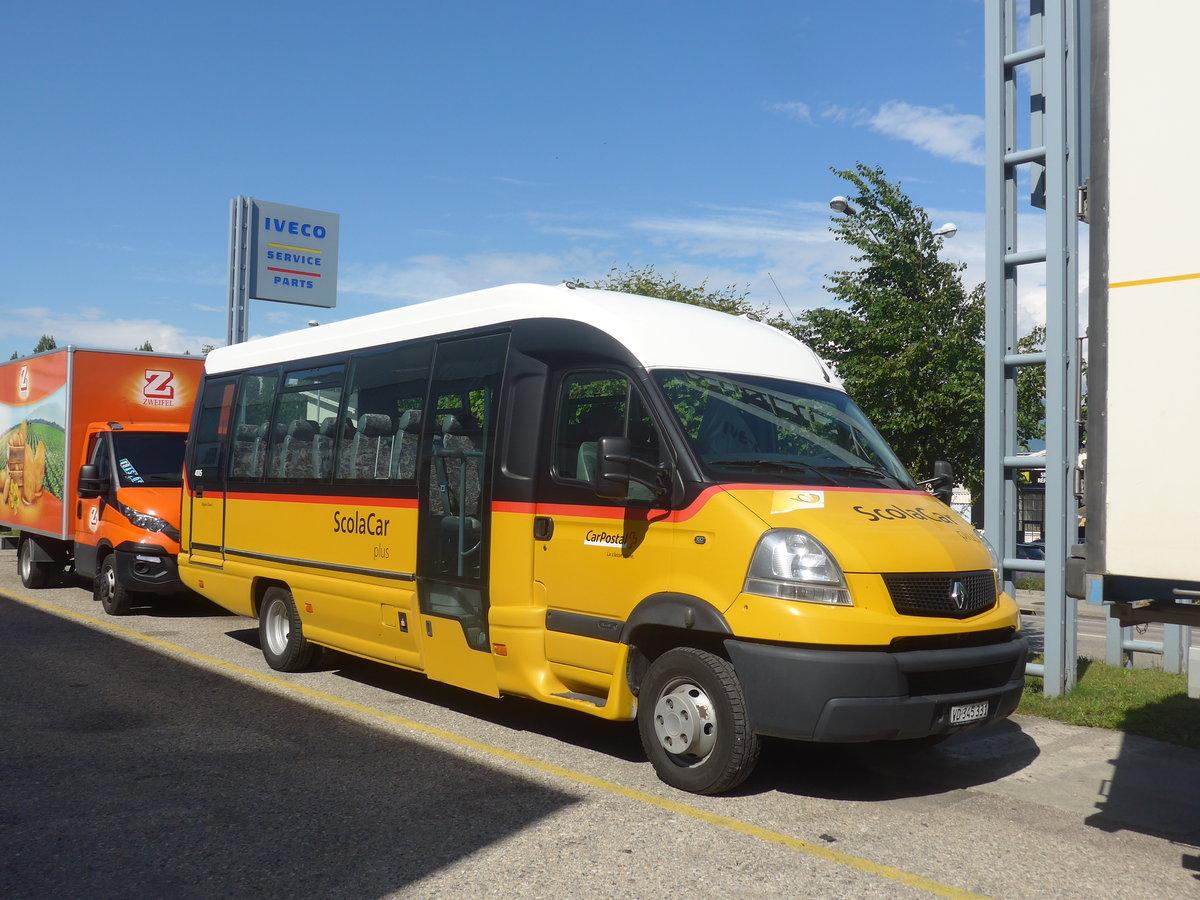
[190,377,237,488]
[228,373,278,480]
[336,343,431,484]
[553,371,662,501]
[554,372,628,482]
[266,365,343,481]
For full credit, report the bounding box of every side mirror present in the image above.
[593,435,631,500]
[931,460,954,505]
[78,463,107,498]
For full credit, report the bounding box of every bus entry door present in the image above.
[186,377,236,568]
[414,334,507,696]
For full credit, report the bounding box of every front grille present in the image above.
[882,570,997,619]
[906,661,1016,696]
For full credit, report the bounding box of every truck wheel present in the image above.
[259,586,316,672]
[18,535,55,589]
[637,647,761,795]
[96,555,134,615]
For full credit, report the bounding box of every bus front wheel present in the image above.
[637,647,761,795]
[259,586,316,672]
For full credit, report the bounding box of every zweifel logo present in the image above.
[142,369,176,407]
[18,365,30,400]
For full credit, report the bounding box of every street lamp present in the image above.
[829,196,858,216]
[829,196,956,240]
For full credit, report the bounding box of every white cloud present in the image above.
[770,101,813,123]
[866,101,985,165]
[322,202,856,327]
[631,215,831,254]
[2,304,219,356]
[820,105,866,126]
[817,101,985,165]
[339,248,606,306]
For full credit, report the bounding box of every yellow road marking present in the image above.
[1109,271,1200,289]
[5,589,992,900]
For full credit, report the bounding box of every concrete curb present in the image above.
[1015,588,1108,620]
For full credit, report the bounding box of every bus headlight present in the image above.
[977,529,1002,576]
[743,529,852,606]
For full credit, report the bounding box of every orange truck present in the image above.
[1,347,203,613]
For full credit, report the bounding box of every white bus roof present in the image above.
[206,282,840,388]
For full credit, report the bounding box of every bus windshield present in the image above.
[653,370,915,490]
[112,432,187,488]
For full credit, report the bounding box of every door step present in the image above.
[552,691,607,708]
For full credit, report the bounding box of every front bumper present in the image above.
[114,543,182,595]
[724,634,1028,742]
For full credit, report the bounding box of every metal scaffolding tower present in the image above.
[984,0,1085,697]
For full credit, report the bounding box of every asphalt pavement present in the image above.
[1,551,1198,899]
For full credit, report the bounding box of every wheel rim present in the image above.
[651,679,718,761]
[18,541,31,580]
[100,562,115,601]
[263,598,290,656]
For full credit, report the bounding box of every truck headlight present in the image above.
[117,501,179,540]
[744,529,852,606]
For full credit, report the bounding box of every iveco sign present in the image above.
[248,199,340,308]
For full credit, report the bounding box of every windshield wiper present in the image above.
[706,459,837,485]
[813,464,905,486]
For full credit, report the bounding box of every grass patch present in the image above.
[1019,658,1200,751]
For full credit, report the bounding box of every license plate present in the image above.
[949,701,989,725]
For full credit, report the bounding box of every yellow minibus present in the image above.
[180,282,1026,793]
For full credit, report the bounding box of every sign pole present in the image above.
[226,196,252,346]
[227,195,339,346]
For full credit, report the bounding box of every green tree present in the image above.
[34,334,57,353]
[1014,323,1086,450]
[790,163,987,496]
[136,340,154,352]
[575,264,767,318]
[1016,325,1046,449]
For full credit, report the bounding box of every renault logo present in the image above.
[950,581,968,610]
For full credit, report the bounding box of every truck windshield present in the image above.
[653,370,915,490]
[112,432,186,488]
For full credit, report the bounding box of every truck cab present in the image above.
[73,421,188,614]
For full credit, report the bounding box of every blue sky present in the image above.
[3,0,1006,361]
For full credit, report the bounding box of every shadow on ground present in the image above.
[0,596,579,900]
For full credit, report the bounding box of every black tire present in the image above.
[95,554,134,616]
[637,647,761,794]
[18,535,54,589]
[259,586,316,672]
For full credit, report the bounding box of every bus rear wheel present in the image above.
[259,586,316,672]
[637,647,761,795]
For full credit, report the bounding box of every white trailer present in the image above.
[1080,0,1200,689]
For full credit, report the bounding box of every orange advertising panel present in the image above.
[0,352,69,537]
[0,349,203,538]
[71,351,203,428]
